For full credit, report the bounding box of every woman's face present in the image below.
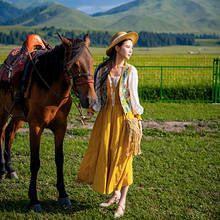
[115,40,133,60]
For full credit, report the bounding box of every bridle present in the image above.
[63,61,95,124]
[28,49,95,122]
[63,43,95,97]
[7,41,95,124]
[68,71,94,97]
[28,48,94,97]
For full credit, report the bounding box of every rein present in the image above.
[28,52,70,101]
[28,53,91,123]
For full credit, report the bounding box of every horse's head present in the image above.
[58,34,97,108]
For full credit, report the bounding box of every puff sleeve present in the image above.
[128,66,144,117]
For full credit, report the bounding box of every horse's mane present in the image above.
[31,38,85,89]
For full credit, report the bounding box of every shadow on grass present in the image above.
[0,199,93,214]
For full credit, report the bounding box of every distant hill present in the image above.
[0,0,23,23]
[54,0,132,14]
[2,3,106,29]
[93,0,220,33]
[1,0,220,34]
[4,0,132,13]
[4,0,53,9]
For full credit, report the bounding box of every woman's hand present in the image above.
[81,112,93,121]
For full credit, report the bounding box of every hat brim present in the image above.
[106,32,138,56]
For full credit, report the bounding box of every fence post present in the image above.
[212,60,215,102]
[218,59,220,103]
[160,66,163,100]
[215,59,218,103]
[213,58,220,103]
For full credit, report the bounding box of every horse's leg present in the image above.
[52,119,71,207]
[28,123,43,213]
[0,141,5,180]
[4,118,23,179]
[0,114,8,179]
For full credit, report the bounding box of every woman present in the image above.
[78,31,144,218]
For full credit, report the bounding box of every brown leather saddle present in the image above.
[0,34,52,118]
[0,34,51,88]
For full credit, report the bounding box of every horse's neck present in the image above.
[46,45,65,75]
[33,45,67,90]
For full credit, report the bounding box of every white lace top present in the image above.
[93,65,143,116]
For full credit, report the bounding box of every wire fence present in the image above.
[137,65,214,102]
[1,53,220,103]
[97,56,220,103]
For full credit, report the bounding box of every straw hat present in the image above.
[106,31,138,56]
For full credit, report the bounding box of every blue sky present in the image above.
[55,0,133,14]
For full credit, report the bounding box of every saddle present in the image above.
[0,34,52,118]
[0,34,51,89]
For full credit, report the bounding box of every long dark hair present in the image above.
[94,39,130,87]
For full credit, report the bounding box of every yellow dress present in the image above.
[78,74,134,194]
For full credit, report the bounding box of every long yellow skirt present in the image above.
[78,79,133,194]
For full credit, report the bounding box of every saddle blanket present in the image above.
[0,47,29,88]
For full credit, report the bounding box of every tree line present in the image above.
[0,27,218,47]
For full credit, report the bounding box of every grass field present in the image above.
[0,42,219,101]
[0,102,219,219]
[0,43,219,66]
[0,45,219,102]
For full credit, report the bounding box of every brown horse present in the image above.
[0,34,97,212]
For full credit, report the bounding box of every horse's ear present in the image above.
[57,32,72,47]
[84,34,90,48]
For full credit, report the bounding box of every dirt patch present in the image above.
[142,120,197,132]
[68,122,94,130]
[18,120,198,133]
[18,122,94,134]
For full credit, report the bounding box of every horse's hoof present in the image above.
[6,171,18,179]
[30,204,43,213]
[58,197,72,207]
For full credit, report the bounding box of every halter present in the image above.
[67,71,94,97]
[63,44,95,96]
[28,51,94,122]
[72,73,94,85]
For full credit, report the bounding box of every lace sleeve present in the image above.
[129,66,144,115]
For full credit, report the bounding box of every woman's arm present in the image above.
[129,66,144,117]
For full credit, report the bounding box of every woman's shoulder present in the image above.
[127,63,137,74]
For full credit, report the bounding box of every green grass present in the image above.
[141,102,220,121]
[92,44,220,56]
[0,103,219,219]
[195,39,220,47]
[91,53,219,102]
[1,44,220,57]
[0,46,219,102]
[67,102,220,123]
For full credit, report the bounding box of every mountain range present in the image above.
[54,0,133,14]
[3,0,132,14]
[1,0,220,33]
